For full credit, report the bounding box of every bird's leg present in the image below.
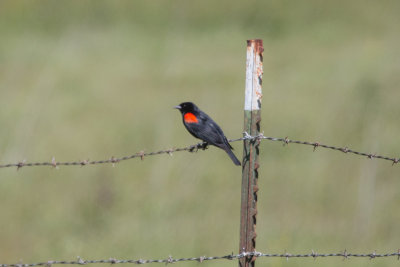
[189,142,208,152]
[199,142,209,150]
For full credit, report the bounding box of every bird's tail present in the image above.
[225,148,241,166]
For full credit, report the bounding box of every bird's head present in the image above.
[174,102,198,114]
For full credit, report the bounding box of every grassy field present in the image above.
[1,1,400,266]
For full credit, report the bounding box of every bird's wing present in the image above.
[189,113,227,148]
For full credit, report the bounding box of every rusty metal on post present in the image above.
[239,39,263,267]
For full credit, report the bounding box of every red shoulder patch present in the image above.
[184,113,198,123]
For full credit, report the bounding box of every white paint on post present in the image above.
[244,40,263,111]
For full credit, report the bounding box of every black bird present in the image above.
[174,102,241,166]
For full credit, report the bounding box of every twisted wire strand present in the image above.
[1,250,399,266]
[0,133,398,169]
[237,132,399,165]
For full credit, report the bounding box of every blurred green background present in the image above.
[1,1,399,266]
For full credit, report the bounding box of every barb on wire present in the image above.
[1,250,399,266]
[0,133,398,169]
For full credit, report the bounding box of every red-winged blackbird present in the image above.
[174,102,241,166]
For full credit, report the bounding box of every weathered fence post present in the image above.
[239,39,263,267]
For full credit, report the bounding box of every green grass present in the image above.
[0,1,400,266]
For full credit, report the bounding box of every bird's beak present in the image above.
[174,105,181,110]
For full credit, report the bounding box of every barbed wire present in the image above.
[1,250,399,266]
[0,133,398,170]
[238,132,399,165]
[0,142,209,170]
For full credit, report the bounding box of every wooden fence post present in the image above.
[239,39,263,267]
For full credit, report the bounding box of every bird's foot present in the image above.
[189,142,208,152]
[199,142,209,150]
